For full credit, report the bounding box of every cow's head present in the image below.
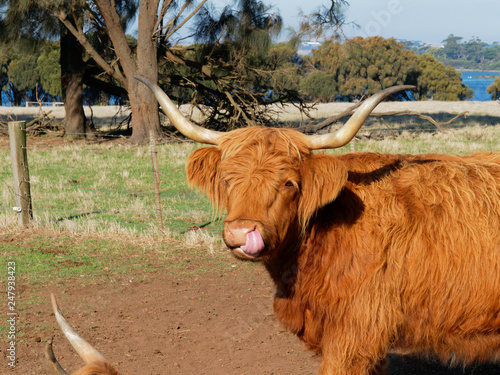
[136,77,413,261]
[46,294,118,375]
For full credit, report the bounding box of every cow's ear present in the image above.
[187,147,223,206]
[299,153,348,228]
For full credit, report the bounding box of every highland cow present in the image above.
[46,294,119,375]
[137,76,500,375]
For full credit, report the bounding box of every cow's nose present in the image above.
[224,223,256,247]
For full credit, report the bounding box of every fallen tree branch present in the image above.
[297,107,469,134]
[370,111,469,133]
[296,102,362,133]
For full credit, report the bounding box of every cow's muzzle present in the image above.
[224,220,265,260]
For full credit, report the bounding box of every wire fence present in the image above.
[1,125,219,235]
[3,119,498,234]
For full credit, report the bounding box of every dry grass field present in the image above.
[1,99,500,128]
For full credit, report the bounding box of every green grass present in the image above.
[1,138,235,291]
[0,140,222,237]
[0,230,238,288]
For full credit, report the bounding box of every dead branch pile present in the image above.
[296,101,469,135]
[0,109,63,136]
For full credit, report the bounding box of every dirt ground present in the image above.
[4,263,319,375]
[3,253,500,375]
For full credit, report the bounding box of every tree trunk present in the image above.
[128,80,161,143]
[91,0,160,144]
[128,0,161,144]
[60,26,87,139]
[11,85,23,106]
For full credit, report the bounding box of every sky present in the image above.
[128,0,499,45]
[272,0,499,44]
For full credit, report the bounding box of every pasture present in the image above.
[1,103,500,374]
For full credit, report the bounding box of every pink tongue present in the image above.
[243,230,265,256]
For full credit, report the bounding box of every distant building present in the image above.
[282,38,445,56]
[420,42,444,49]
[297,40,323,56]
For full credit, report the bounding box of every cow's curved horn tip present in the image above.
[45,338,56,360]
[134,75,148,83]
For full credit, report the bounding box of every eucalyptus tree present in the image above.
[415,54,473,101]
[1,0,83,134]
[301,36,473,102]
[1,40,61,105]
[1,0,197,142]
[0,0,137,137]
[487,77,500,101]
[166,0,295,130]
[303,36,419,102]
[53,0,214,142]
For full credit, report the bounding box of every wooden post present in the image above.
[8,121,33,226]
[150,131,164,228]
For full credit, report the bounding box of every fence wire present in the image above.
[1,131,218,234]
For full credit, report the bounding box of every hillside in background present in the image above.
[402,35,500,71]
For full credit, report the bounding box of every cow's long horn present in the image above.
[134,76,223,145]
[45,339,70,375]
[307,85,416,149]
[50,293,108,366]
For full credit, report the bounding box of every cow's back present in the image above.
[347,154,500,363]
[284,152,500,366]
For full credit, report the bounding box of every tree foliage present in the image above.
[297,0,351,41]
[301,36,473,102]
[1,40,61,105]
[416,34,500,71]
[157,0,309,130]
[1,0,307,139]
[0,0,135,135]
[415,54,473,101]
[487,76,500,101]
[299,71,338,102]
[303,37,418,101]
[37,44,62,98]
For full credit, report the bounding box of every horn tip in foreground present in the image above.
[50,293,58,310]
[45,338,70,375]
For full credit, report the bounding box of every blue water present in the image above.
[461,71,499,101]
[2,71,498,105]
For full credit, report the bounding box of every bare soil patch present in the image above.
[2,228,319,375]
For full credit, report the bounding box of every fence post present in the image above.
[150,131,164,228]
[8,121,33,226]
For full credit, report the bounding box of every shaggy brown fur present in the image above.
[73,361,119,375]
[187,126,500,375]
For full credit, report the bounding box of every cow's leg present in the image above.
[317,309,393,374]
[318,351,386,375]
[370,357,389,375]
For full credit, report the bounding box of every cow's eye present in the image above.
[284,181,294,188]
